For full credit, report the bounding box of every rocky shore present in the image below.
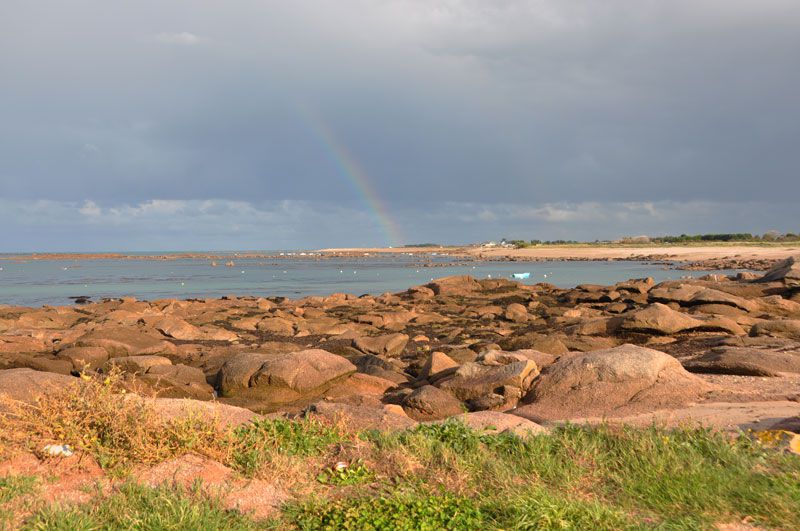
[2,256,799,526]
[2,256,800,429]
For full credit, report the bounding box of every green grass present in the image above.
[317,460,374,486]
[362,420,800,529]
[231,418,344,477]
[22,483,263,531]
[285,490,486,530]
[0,475,38,504]
[8,417,800,529]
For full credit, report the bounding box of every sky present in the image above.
[1,0,799,251]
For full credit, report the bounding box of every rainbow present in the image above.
[299,106,404,247]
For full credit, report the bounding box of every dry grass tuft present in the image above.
[0,370,234,470]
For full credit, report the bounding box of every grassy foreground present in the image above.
[1,377,799,529]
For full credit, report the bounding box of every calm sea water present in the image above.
[0,253,741,307]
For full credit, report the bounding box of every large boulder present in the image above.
[620,303,704,335]
[683,346,800,377]
[402,385,464,421]
[0,368,76,404]
[651,284,757,312]
[758,256,800,287]
[216,349,356,406]
[619,303,742,335]
[515,344,712,421]
[425,276,481,296]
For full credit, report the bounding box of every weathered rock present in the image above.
[419,351,459,382]
[406,286,435,300]
[216,349,356,406]
[453,411,547,437]
[650,284,759,312]
[324,373,397,400]
[505,349,559,369]
[567,317,623,336]
[402,385,464,421]
[750,320,800,339]
[516,344,712,421]
[615,277,655,294]
[256,317,295,336]
[352,333,409,357]
[140,364,215,400]
[306,401,417,431]
[0,335,51,355]
[0,368,75,404]
[504,303,529,323]
[426,275,480,296]
[150,398,258,428]
[683,346,800,376]
[71,327,176,357]
[149,317,205,341]
[106,355,172,374]
[620,303,705,335]
[500,334,568,356]
[438,358,539,403]
[758,256,800,287]
[351,355,408,384]
[58,346,109,371]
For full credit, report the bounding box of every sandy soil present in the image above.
[320,245,800,262]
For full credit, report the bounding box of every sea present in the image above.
[0,252,743,307]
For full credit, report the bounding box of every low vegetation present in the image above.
[502,231,800,247]
[1,375,799,529]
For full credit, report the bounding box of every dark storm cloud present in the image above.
[1,1,799,249]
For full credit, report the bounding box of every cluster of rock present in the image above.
[2,257,800,430]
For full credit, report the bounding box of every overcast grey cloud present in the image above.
[1,0,799,250]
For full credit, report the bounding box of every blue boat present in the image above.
[511,272,531,280]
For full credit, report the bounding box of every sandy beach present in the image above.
[320,244,800,262]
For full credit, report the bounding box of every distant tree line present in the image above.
[505,231,800,248]
[647,232,800,243]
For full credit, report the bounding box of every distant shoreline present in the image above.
[321,243,800,263]
[1,243,797,264]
